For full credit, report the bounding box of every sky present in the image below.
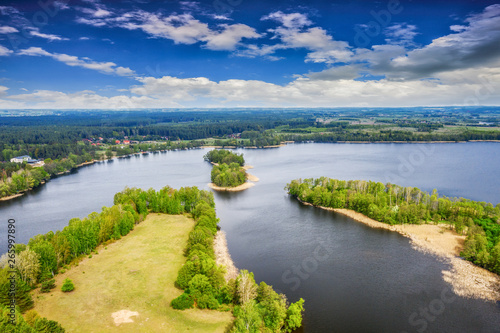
[0,0,499,109]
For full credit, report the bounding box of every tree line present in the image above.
[286,177,500,275]
[0,185,304,332]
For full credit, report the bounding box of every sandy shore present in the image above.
[214,231,239,281]
[208,165,258,191]
[298,200,500,302]
[75,160,96,167]
[208,182,255,192]
[246,173,259,182]
[0,193,24,201]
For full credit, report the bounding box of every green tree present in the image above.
[284,298,305,333]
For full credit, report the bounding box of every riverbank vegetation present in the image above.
[286,178,500,275]
[0,185,304,332]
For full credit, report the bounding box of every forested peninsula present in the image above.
[286,178,500,275]
[285,178,500,302]
[1,186,304,332]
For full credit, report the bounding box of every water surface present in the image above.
[1,143,499,332]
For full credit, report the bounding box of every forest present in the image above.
[0,185,304,332]
[1,107,499,198]
[286,178,500,275]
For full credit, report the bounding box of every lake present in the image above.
[1,143,499,332]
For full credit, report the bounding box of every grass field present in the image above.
[31,213,233,332]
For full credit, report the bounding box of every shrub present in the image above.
[171,293,194,310]
[40,279,56,293]
[196,294,219,310]
[61,278,74,292]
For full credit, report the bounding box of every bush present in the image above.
[196,294,219,310]
[61,279,74,292]
[171,293,194,310]
[33,317,66,332]
[40,279,56,293]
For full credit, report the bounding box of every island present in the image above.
[204,149,259,192]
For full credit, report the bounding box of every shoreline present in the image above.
[0,159,97,202]
[297,199,500,302]
[0,193,24,201]
[208,182,255,192]
[214,230,239,281]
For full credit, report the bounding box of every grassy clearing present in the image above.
[31,213,233,333]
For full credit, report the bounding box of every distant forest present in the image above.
[1,108,499,198]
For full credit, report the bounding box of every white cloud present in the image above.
[0,85,8,96]
[384,23,419,46]
[76,17,107,27]
[0,45,13,56]
[118,12,261,50]
[204,24,262,51]
[18,47,51,57]
[29,30,69,41]
[0,26,18,34]
[242,15,353,63]
[125,13,211,44]
[262,11,312,29]
[2,64,499,109]
[3,89,171,109]
[18,47,136,77]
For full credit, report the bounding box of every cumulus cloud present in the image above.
[262,11,312,29]
[18,47,136,77]
[4,89,171,109]
[204,24,262,51]
[0,45,13,56]
[89,11,263,50]
[239,12,352,63]
[385,4,500,79]
[0,26,18,34]
[0,85,8,96]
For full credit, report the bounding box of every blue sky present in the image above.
[0,0,499,108]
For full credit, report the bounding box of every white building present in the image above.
[10,155,45,166]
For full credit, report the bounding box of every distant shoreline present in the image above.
[297,198,500,303]
[2,140,498,202]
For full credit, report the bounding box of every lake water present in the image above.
[1,143,499,332]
